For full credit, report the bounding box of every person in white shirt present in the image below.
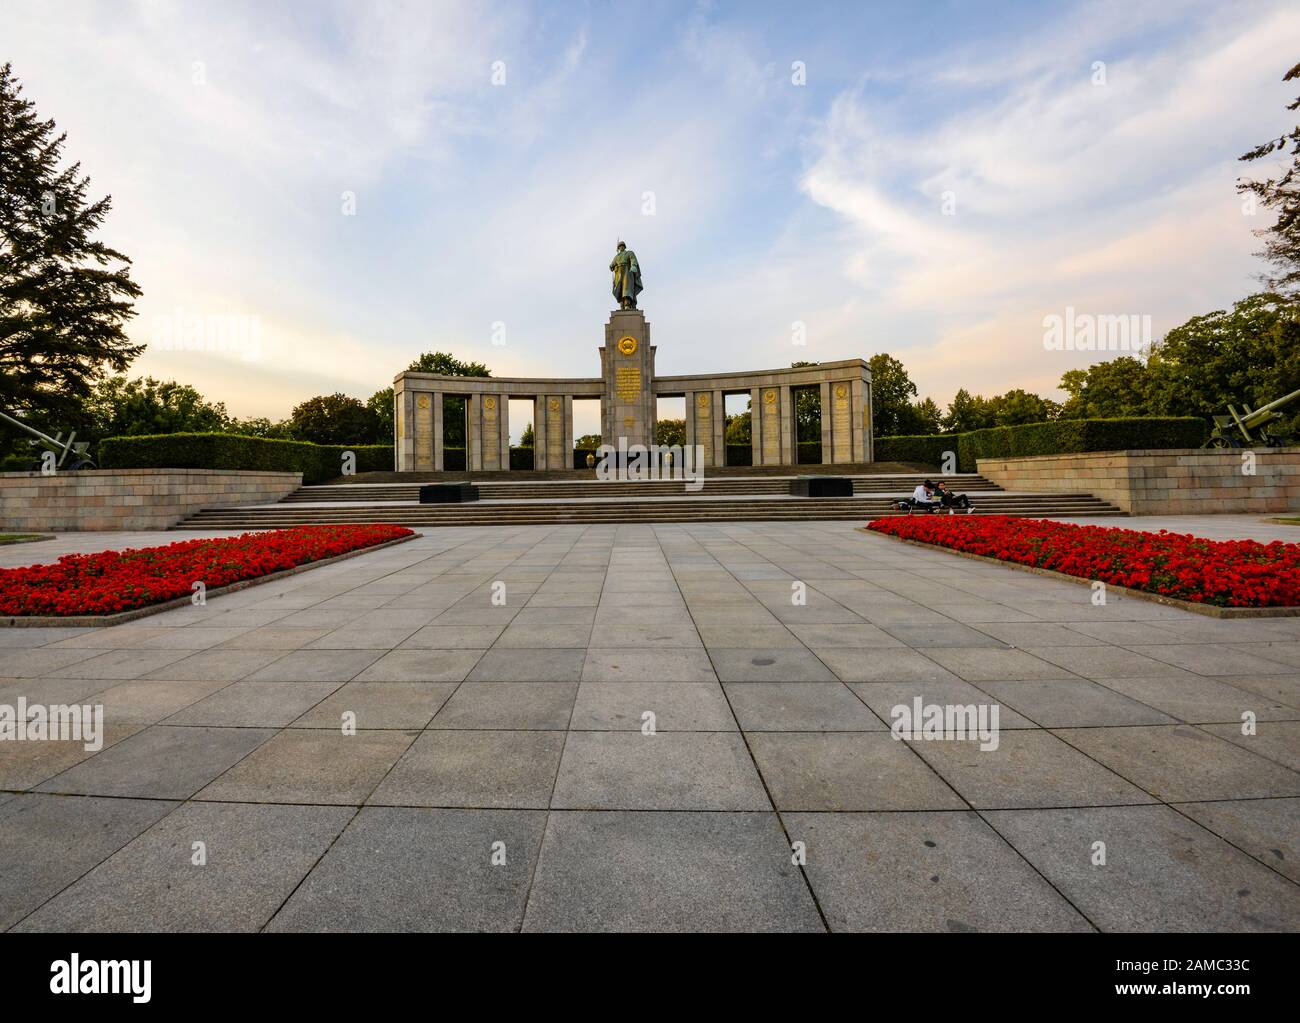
[910,480,938,511]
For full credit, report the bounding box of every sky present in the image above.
[5,0,1297,440]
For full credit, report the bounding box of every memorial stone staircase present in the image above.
[173,470,1123,529]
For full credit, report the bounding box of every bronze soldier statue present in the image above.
[610,241,643,310]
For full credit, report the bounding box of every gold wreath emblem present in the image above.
[548,398,561,412]
[617,336,638,356]
[763,390,777,405]
[483,396,497,411]
[416,395,430,410]
[697,394,709,408]
[835,384,848,399]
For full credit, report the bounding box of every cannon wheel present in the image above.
[68,458,97,471]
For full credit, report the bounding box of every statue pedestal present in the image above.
[599,309,656,450]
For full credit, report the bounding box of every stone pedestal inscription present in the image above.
[694,392,713,465]
[600,309,655,449]
[415,393,433,470]
[761,388,780,464]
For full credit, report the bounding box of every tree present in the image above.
[366,389,393,441]
[724,410,751,445]
[911,397,944,434]
[0,63,142,448]
[287,393,383,445]
[987,388,1059,426]
[368,351,492,446]
[1058,357,1152,419]
[1146,292,1300,433]
[574,433,601,449]
[656,418,685,446]
[868,354,921,436]
[407,351,491,377]
[227,416,290,439]
[519,422,535,447]
[943,388,995,432]
[1237,62,1300,299]
[85,375,229,443]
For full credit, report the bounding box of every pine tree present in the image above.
[0,62,142,435]
[1238,62,1300,299]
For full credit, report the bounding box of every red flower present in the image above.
[866,516,1299,609]
[0,525,414,617]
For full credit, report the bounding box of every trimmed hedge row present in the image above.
[796,441,822,464]
[98,433,392,484]
[873,434,954,467]
[876,418,1207,472]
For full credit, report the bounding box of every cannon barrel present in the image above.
[1241,387,1300,428]
[0,408,62,448]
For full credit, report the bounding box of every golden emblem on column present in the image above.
[697,393,709,408]
[416,395,430,409]
[548,397,561,412]
[835,384,848,399]
[617,336,638,356]
[764,390,777,405]
[483,396,497,411]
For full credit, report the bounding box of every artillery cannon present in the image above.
[1203,388,1300,448]
[0,408,96,471]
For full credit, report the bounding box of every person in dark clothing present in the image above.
[934,480,973,512]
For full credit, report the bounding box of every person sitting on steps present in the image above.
[934,480,974,514]
[905,479,940,513]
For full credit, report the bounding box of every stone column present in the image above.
[749,387,762,467]
[563,395,575,469]
[850,378,866,463]
[498,398,511,471]
[829,382,852,464]
[819,382,832,467]
[780,384,794,466]
[432,391,444,471]
[414,392,434,471]
[468,394,482,471]
[396,388,415,471]
[864,381,873,462]
[711,389,725,468]
[684,391,696,454]
[533,395,547,470]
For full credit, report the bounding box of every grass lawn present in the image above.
[0,534,50,545]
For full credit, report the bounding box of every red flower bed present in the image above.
[867,515,1300,608]
[0,524,414,617]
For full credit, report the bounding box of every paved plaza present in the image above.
[1,518,1299,932]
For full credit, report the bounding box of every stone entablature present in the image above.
[0,468,302,532]
[978,448,1300,515]
[394,309,873,471]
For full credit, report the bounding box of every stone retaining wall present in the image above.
[978,448,1300,515]
[0,468,302,531]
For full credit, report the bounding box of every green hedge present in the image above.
[874,434,956,467]
[875,418,1207,472]
[510,447,534,471]
[796,441,822,464]
[725,444,752,466]
[98,433,393,484]
[955,417,1205,471]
